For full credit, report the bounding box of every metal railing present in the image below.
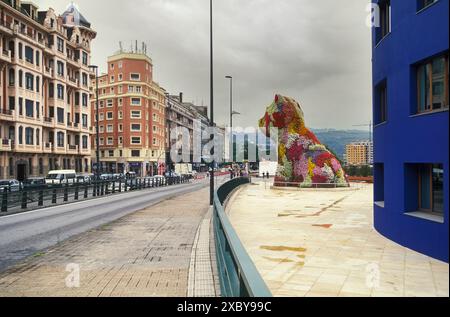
[213,177,272,298]
[1,176,191,214]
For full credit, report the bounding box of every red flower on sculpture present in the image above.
[287,142,303,161]
[316,152,333,168]
[272,112,284,127]
[312,174,328,184]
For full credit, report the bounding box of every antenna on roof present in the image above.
[119,41,123,53]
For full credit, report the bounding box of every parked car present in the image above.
[76,174,94,184]
[0,179,22,192]
[22,177,47,190]
[45,170,77,185]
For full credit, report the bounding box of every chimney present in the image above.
[179,92,183,103]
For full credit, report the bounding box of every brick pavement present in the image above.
[0,188,211,297]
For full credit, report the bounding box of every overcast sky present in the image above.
[38,0,373,130]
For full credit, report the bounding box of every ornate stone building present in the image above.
[0,1,96,180]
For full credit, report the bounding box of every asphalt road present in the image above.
[0,178,218,273]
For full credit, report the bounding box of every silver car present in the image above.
[0,179,22,192]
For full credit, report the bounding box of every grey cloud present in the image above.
[38,0,372,129]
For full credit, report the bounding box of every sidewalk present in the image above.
[0,188,211,297]
[227,181,449,297]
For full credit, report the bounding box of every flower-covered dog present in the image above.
[259,94,349,187]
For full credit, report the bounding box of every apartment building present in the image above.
[0,1,96,181]
[91,49,166,177]
[345,141,373,166]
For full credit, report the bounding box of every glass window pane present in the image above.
[432,164,444,214]
[418,64,431,113]
[432,57,445,110]
[420,165,431,210]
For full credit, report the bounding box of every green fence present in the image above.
[213,177,272,297]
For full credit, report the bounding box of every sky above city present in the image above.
[38,0,373,130]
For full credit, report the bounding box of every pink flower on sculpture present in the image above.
[287,142,303,161]
[331,159,342,173]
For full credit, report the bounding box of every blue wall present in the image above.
[372,0,449,262]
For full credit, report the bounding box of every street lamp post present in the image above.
[209,0,215,206]
[89,65,100,181]
[225,76,233,129]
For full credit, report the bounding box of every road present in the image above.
[0,177,218,273]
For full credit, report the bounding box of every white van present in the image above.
[46,170,77,185]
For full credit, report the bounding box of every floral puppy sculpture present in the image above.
[259,95,349,188]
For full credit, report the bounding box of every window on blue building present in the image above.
[374,80,388,124]
[376,0,391,44]
[417,54,449,114]
[405,164,444,216]
[418,0,437,11]
[374,163,385,206]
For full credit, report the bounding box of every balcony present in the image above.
[43,67,54,78]
[54,145,66,154]
[0,109,15,122]
[0,50,11,63]
[0,20,13,35]
[67,76,79,88]
[79,147,91,155]
[0,139,12,152]
[67,144,79,155]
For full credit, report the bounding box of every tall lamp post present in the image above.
[225,75,240,164]
[209,0,215,206]
[89,65,100,180]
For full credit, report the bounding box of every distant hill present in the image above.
[312,129,370,160]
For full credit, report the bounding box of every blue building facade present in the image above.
[372,0,449,263]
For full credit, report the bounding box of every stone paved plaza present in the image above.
[0,188,212,297]
[227,180,449,297]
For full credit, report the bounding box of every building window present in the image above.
[25,73,34,90]
[107,138,114,145]
[9,68,15,86]
[374,163,385,206]
[82,52,88,65]
[405,164,445,218]
[418,0,437,11]
[25,46,34,64]
[130,73,140,81]
[131,137,141,145]
[131,150,140,157]
[108,150,114,157]
[57,132,64,147]
[57,84,64,100]
[106,112,113,120]
[131,124,141,131]
[25,128,34,145]
[25,100,34,117]
[417,54,449,114]
[82,136,88,149]
[107,125,113,133]
[99,126,104,133]
[131,98,141,106]
[57,61,64,77]
[57,37,64,53]
[57,107,64,123]
[376,0,391,44]
[131,110,141,119]
[107,99,113,108]
[374,80,387,125]
[118,124,123,132]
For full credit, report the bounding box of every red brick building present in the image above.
[90,50,166,176]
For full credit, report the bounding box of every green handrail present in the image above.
[213,177,272,297]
